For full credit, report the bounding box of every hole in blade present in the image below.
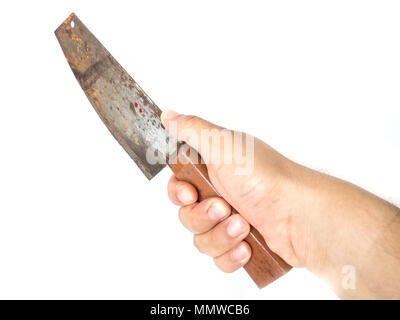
[71,20,75,28]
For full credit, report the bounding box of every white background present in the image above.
[0,0,399,299]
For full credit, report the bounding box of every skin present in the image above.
[161,110,400,299]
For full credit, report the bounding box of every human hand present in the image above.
[162,110,400,299]
[162,111,305,273]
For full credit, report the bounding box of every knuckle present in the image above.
[193,233,214,256]
[214,258,236,273]
[203,231,214,249]
[179,204,202,233]
[178,206,192,227]
[178,206,186,225]
[182,115,199,128]
[193,235,205,253]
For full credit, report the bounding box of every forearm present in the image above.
[289,163,400,299]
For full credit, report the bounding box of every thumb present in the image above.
[161,110,227,162]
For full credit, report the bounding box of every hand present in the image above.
[162,111,305,273]
[161,111,400,299]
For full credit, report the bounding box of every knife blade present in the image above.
[55,13,292,288]
[55,13,175,180]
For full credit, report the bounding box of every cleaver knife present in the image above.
[55,13,291,288]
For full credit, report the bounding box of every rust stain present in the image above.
[84,41,89,53]
[65,27,72,38]
[71,33,83,53]
[55,13,170,180]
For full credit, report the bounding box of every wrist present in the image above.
[281,161,332,271]
[254,157,327,268]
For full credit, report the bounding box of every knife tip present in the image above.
[54,12,78,35]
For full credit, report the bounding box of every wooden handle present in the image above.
[168,143,292,288]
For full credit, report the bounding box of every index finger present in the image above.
[167,175,198,206]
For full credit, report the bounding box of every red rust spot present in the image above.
[139,108,142,113]
[71,33,83,52]
[134,102,138,107]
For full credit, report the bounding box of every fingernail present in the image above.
[227,217,246,238]
[177,188,193,204]
[208,202,227,221]
[161,110,179,125]
[231,244,250,262]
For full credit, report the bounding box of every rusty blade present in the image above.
[55,13,176,180]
